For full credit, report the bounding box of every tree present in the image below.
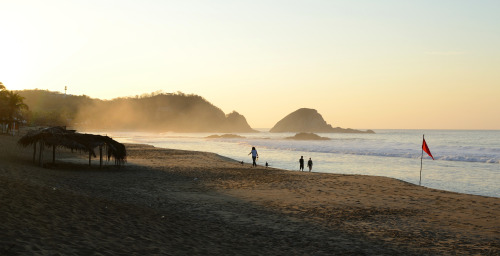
[0,82,8,123]
[5,90,28,120]
[0,83,28,133]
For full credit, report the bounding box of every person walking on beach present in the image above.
[307,158,313,172]
[248,147,259,167]
[299,156,304,171]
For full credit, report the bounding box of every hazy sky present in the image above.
[1,0,499,129]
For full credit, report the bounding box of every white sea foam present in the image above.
[216,132,500,164]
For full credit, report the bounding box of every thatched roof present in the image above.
[18,126,126,162]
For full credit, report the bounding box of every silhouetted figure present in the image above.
[240,161,244,165]
[248,147,259,167]
[265,161,269,168]
[307,158,313,172]
[299,156,304,171]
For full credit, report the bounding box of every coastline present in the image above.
[1,133,499,255]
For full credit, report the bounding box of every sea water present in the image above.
[106,130,499,198]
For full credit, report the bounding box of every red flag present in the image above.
[422,138,434,160]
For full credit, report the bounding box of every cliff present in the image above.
[270,108,374,134]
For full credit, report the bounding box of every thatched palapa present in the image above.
[18,126,126,167]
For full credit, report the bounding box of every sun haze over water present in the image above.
[1,0,499,130]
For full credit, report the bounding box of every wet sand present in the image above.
[0,132,499,255]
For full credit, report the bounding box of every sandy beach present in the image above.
[0,132,499,255]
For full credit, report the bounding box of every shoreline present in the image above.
[1,133,499,255]
[104,129,499,198]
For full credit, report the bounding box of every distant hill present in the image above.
[17,90,257,133]
[270,108,374,134]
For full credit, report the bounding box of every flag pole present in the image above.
[419,134,424,186]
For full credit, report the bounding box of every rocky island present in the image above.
[270,108,375,134]
[206,134,246,139]
[286,132,331,140]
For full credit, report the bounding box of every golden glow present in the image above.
[1,1,499,129]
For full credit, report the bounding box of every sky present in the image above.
[1,0,499,129]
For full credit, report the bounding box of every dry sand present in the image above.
[0,131,498,255]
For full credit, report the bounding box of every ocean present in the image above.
[105,129,499,198]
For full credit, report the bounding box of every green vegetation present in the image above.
[0,82,29,133]
[18,89,93,126]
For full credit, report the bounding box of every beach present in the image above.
[0,133,499,255]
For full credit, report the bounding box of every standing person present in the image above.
[248,147,259,167]
[299,156,304,171]
[307,158,313,172]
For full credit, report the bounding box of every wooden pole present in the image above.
[419,134,424,186]
[33,142,37,164]
[52,145,56,164]
[38,140,44,167]
[99,145,103,169]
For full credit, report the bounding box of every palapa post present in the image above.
[33,142,37,164]
[52,145,56,164]
[99,145,103,168]
[38,139,43,167]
